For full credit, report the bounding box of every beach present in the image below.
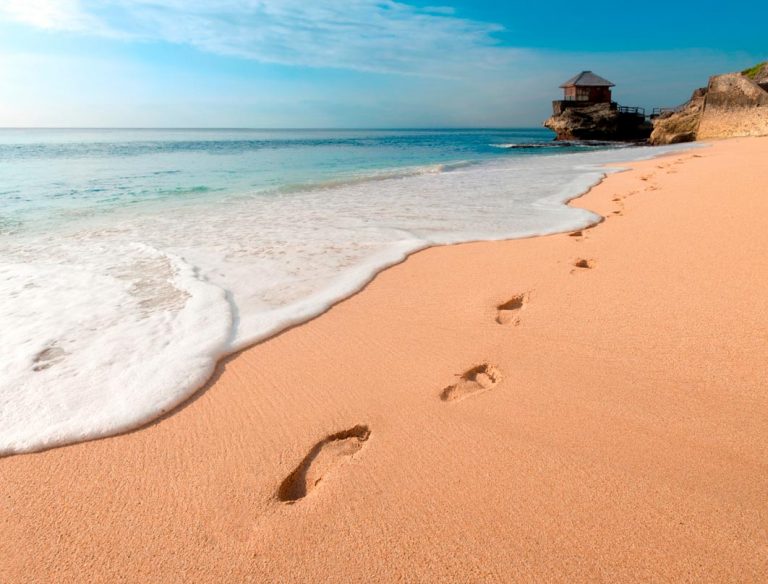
[2,136,767,582]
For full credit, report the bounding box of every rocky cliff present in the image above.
[544,103,651,142]
[649,88,707,145]
[650,62,768,144]
[697,71,768,140]
[742,61,768,91]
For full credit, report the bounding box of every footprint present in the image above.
[572,258,595,270]
[440,363,502,402]
[278,425,370,503]
[568,230,583,238]
[496,293,528,325]
[32,344,67,372]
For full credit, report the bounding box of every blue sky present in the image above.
[0,0,765,127]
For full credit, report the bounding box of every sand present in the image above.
[2,137,767,583]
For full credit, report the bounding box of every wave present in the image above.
[0,141,698,456]
[270,160,481,195]
[491,140,639,150]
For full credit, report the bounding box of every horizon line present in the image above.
[0,126,548,132]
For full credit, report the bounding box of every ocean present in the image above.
[0,128,690,454]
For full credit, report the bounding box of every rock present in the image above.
[704,72,768,108]
[651,66,768,143]
[742,61,768,91]
[544,103,651,142]
[697,72,768,140]
[649,88,706,145]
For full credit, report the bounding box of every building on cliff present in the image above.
[554,71,615,114]
[544,71,651,141]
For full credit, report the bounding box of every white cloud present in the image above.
[0,0,103,31]
[0,0,520,76]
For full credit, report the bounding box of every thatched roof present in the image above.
[560,71,615,88]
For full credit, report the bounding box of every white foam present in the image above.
[0,245,232,455]
[0,143,695,455]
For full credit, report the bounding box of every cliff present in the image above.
[697,71,768,139]
[650,62,768,144]
[742,61,768,90]
[544,103,651,142]
[649,88,707,145]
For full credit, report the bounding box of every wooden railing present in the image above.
[652,102,689,117]
[617,106,645,116]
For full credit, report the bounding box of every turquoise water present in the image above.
[0,128,605,232]
[0,128,689,455]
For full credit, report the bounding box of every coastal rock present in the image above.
[697,71,768,140]
[649,88,706,145]
[703,72,768,109]
[544,103,651,142]
[741,61,768,91]
[653,65,768,144]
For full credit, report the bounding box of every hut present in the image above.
[559,71,614,103]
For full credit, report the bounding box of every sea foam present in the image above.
[0,134,694,455]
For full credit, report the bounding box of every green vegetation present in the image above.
[741,62,767,80]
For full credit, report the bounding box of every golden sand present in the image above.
[2,137,767,583]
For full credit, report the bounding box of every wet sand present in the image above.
[2,137,767,583]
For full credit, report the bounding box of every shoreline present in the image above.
[2,141,690,457]
[3,137,767,582]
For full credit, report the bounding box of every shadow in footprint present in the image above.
[440,363,502,402]
[278,425,370,503]
[496,293,528,325]
[572,258,595,270]
[32,344,67,372]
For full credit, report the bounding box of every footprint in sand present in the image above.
[440,363,502,402]
[278,425,370,503]
[571,258,595,271]
[496,293,528,325]
[32,344,67,372]
[568,230,583,238]
[611,198,625,216]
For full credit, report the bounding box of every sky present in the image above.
[0,0,765,128]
